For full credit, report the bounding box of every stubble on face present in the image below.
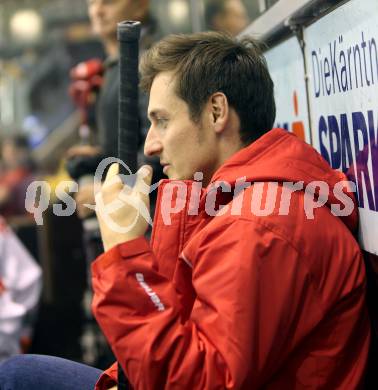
[147,71,219,184]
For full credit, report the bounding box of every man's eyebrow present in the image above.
[148,109,168,120]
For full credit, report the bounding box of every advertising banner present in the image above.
[265,36,311,143]
[305,0,378,254]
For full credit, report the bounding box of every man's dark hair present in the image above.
[140,31,276,144]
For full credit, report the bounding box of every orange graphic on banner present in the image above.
[291,91,305,141]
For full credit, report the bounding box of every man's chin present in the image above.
[97,26,117,40]
[166,171,182,181]
[163,167,193,181]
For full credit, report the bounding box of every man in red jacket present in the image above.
[91,32,370,389]
[0,32,370,390]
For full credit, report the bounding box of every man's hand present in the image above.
[95,163,152,251]
[75,183,96,219]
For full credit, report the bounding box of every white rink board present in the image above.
[265,36,311,143]
[304,0,378,254]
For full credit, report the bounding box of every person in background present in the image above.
[66,0,162,371]
[0,135,36,219]
[205,0,249,36]
[67,0,160,220]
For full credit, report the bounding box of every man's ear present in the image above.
[210,92,229,134]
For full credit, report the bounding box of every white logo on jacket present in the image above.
[136,273,165,312]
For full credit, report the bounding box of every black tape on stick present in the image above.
[116,20,141,390]
[117,20,141,176]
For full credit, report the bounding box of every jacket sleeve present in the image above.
[0,224,42,360]
[92,218,324,389]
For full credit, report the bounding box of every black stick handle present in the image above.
[116,20,141,390]
[117,20,141,175]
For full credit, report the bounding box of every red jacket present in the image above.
[92,129,370,389]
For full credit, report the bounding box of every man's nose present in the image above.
[144,127,163,157]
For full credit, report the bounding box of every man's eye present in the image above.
[157,118,168,127]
